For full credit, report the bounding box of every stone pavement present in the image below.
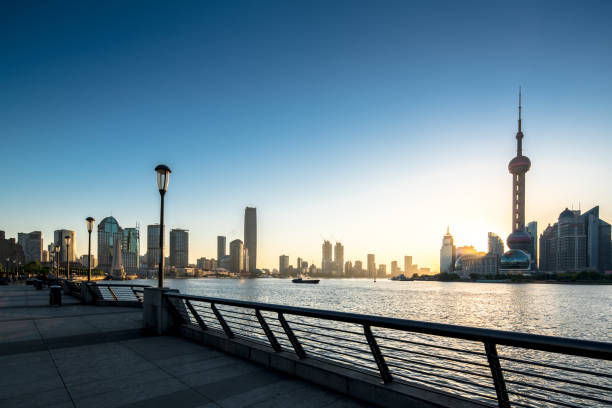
[0,285,370,408]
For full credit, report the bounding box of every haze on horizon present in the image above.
[1,1,611,271]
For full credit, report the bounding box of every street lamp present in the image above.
[54,244,60,277]
[155,164,171,288]
[64,235,72,280]
[86,217,95,282]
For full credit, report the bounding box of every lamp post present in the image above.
[155,164,171,288]
[86,217,95,282]
[64,235,71,280]
[54,244,60,277]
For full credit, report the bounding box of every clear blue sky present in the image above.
[2,1,611,270]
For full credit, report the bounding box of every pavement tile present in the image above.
[0,386,72,408]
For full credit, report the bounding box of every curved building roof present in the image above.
[500,249,531,270]
[559,208,575,219]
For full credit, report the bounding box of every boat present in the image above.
[292,278,320,284]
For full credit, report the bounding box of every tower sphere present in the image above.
[508,156,531,174]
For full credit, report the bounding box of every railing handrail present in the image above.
[165,292,612,360]
[92,283,151,288]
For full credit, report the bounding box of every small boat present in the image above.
[292,278,320,284]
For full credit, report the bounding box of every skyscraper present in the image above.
[54,229,76,263]
[501,90,533,274]
[334,242,344,276]
[322,240,332,276]
[487,232,504,256]
[123,227,140,272]
[18,231,42,263]
[279,254,289,275]
[229,239,244,274]
[244,207,257,273]
[170,229,189,268]
[217,236,226,264]
[526,221,537,267]
[147,224,161,268]
[97,217,122,273]
[367,254,376,278]
[404,256,413,276]
[439,227,456,273]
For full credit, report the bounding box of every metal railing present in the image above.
[165,293,612,408]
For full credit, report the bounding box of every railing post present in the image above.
[211,303,234,338]
[278,313,306,359]
[256,309,281,352]
[185,299,207,331]
[107,286,119,302]
[484,342,510,408]
[363,325,392,384]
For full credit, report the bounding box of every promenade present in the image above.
[0,285,367,408]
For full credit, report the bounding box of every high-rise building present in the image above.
[217,236,226,264]
[391,260,399,276]
[18,231,43,263]
[279,255,289,275]
[439,227,456,273]
[501,90,533,274]
[488,232,504,256]
[297,257,303,271]
[123,227,140,272]
[377,264,386,277]
[539,207,611,273]
[344,261,352,276]
[243,247,249,274]
[244,207,257,273]
[354,260,364,276]
[229,239,244,274]
[367,254,376,278]
[322,240,333,276]
[404,256,412,276]
[334,242,344,276]
[526,221,537,267]
[54,229,76,264]
[97,217,121,273]
[147,224,161,268]
[42,250,49,263]
[170,229,189,268]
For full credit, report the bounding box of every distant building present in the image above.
[147,224,161,268]
[404,256,413,276]
[354,260,364,276]
[244,207,257,273]
[539,207,611,273]
[279,254,289,275]
[79,254,96,268]
[170,229,189,268]
[123,227,140,272]
[344,260,352,275]
[197,257,217,270]
[217,236,226,264]
[54,229,76,263]
[322,240,333,276]
[420,267,431,275]
[377,264,386,277]
[367,254,376,278]
[229,239,244,274]
[488,233,504,256]
[526,221,537,268]
[18,231,43,263]
[455,252,499,277]
[0,231,25,270]
[334,242,344,276]
[391,260,399,276]
[219,255,231,270]
[97,217,121,273]
[42,250,49,263]
[439,227,456,273]
[243,247,249,274]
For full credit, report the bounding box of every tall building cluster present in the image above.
[97,217,140,274]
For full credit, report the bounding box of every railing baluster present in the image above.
[211,303,234,338]
[363,325,392,384]
[484,342,510,408]
[278,313,306,359]
[256,309,281,352]
[185,299,207,330]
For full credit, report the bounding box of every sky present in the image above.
[1,1,611,271]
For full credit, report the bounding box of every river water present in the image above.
[129,278,611,406]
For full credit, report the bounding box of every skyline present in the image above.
[2,1,612,270]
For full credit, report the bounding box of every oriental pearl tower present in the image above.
[501,89,532,271]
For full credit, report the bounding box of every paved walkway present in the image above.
[0,285,369,408]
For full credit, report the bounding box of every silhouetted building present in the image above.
[217,236,226,264]
[0,231,25,272]
[147,224,161,268]
[354,260,364,277]
[344,261,352,276]
[440,227,456,273]
[539,206,611,273]
[455,252,499,277]
[322,240,333,276]
[18,231,42,263]
[123,227,140,272]
[526,221,537,268]
[170,229,189,268]
[367,254,376,278]
[229,239,244,274]
[279,255,289,275]
[334,242,344,276]
[244,207,257,273]
[391,260,399,276]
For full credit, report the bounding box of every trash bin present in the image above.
[50,285,62,306]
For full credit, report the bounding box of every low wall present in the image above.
[178,325,486,408]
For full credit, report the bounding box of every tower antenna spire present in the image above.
[518,86,522,133]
